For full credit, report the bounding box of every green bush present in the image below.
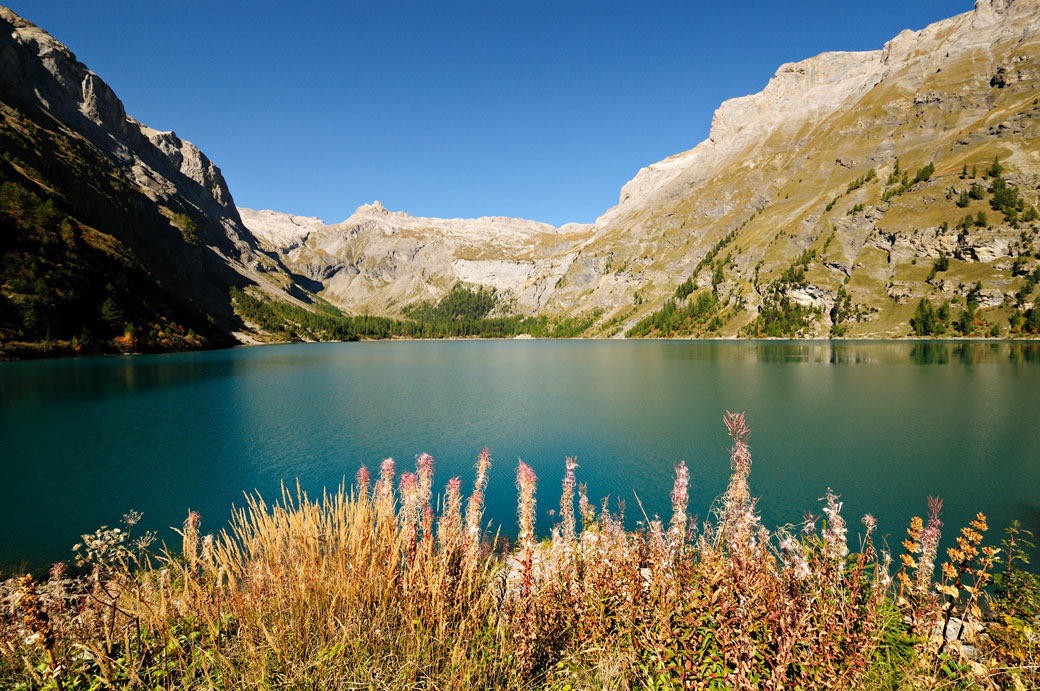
[925,252,948,282]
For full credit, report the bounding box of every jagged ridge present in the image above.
[245,0,1040,338]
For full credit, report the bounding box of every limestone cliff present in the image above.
[559,0,1040,336]
[240,202,595,315]
[247,0,1040,338]
[0,6,302,351]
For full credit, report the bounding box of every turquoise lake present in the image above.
[2,340,1039,573]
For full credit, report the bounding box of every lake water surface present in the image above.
[2,340,1039,573]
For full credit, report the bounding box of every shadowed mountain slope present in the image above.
[0,7,302,356]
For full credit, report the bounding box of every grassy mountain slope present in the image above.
[241,1,1040,340]
[550,0,1040,338]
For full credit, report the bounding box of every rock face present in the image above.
[237,208,326,251]
[240,203,595,315]
[245,0,1040,336]
[0,6,296,332]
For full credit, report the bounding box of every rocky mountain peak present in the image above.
[0,6,33,30]
[354,200,389,215]
[975,0,1022,19]
[602,0,1040,229]
[1,9,127,134]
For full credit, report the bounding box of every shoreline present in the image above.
[4,333,1040,362]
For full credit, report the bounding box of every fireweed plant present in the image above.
[1,412,1037,689]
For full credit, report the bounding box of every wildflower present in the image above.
[379,457,395,482]
[516,460,538,596]
[374,457,396,526]
[375,458,395,500]
[559,457,578,546]
[802,511,818,536]
[416,452,435,510]
[862,513,878,561]
[134,531,156,552]
[438,476,463,550]
[668,460,690,547]
[182,510,201,571]
[398,471,421,563]
[821,489,848,564]
[17,574,59,678]
[355,465,371,495]
[399,472,419,520]
[202,534,215,566]
[463,449,491,572]
[647,518,667,567]
[516,461,538,549]
[780,535,811,580]
[724,410,752,479]
[578,483,595,531]
[915,496,942,593]
[722,411,757,552]
[880,551,893,588]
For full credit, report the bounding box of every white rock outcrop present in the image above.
[240,202,594,314]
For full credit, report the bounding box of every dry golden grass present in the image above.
[2,414,1035,689]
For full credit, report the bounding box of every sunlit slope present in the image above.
[546,0,1040,337]
[243,1,1039,338]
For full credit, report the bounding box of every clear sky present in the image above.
[10,1,972,226]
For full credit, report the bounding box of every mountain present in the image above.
[0,7,302,356]
[238,203,595,316]
[3,1,1040,354]
[247,0,1040,339]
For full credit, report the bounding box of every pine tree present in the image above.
[100,297,123,331]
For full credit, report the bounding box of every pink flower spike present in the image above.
[416,453,434,477]
[516,460,537,488]
[516,460,538,548]
[723,410,750,445]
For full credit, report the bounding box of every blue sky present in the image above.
[11,1,971,226]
